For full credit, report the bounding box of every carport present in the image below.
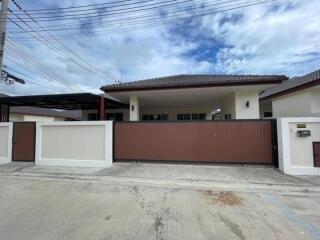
[0,93,128,122]
[0,93,127,162]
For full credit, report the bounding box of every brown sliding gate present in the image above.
[114,120,278,165]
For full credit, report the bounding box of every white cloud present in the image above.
[1,0,319,96]
[200,0,320,76]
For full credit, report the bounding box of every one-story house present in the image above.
[84,74,288,121]
[260,69,320,118]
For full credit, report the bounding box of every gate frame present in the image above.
[113,119,278,166]
[12,122,36,162]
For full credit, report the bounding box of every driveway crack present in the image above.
[155,188,167,240]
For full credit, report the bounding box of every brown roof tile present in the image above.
[101,74,288,92]
[260,69,320,100]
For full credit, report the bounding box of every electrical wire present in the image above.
[5,38,84,92]
[11,0,275,41]
[7,0,231,22]
[9,0,196,17]
[3,63,65,93]
[8,0,251,32]
[8,1,117,82]
[10,0,165,12]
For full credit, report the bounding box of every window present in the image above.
[87,113,98,121]
[106,112,123,121]
[177,113,206,120]
[142,114,168,121]
[224,114,232,120]
[184,114,191,120]
[198,113,206,120]
[177,114,184,120]
[263,112,273,118]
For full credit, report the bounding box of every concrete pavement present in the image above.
[1,162,319,195]
[0,162,319,240]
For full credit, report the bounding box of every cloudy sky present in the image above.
[1,0,319,96]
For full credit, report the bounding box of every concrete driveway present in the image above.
[0,162,319,240]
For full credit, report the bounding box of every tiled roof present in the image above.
[260,69,320,100]
[101,74,288,92]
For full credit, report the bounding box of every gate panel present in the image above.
[114,121,274,164]
[313,142,320,167]
[12,122,36,162]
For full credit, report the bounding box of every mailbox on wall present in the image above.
[297,130,311,137]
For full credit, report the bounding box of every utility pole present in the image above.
[0,0,9,81]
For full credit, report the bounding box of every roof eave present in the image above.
[259,78,320,102]
[101,79,286,93]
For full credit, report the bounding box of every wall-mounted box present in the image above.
[297,130,311,137]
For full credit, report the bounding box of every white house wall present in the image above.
[9,113,24,122]
[23,115,55,122]
[235,91,260,119]
[272,86,320,118]
[311,87,320,113]
[9,113,65,122]
[219,93,236,119]
[0,123,13,164]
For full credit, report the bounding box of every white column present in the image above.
[130,96,140,121]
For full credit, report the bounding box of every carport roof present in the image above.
[0,93,128,110]
[101,74,288,92]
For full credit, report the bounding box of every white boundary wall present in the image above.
[36,121,113,168]
[277,117,320,175]
[0,123,13,164]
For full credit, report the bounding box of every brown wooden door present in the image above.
[114,121,275,165]
[314,142,320,167]
[12,122,36,162]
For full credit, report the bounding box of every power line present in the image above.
[5,49,81,92]
[8,0,117,82]
[5,37,84,92]
[5,52,78,93]
[9,0,162,12]
[3,64,65,92]
[8,0,247,32]
[6,0,216,22]
[10,0,275,41]
[9,0,194,16]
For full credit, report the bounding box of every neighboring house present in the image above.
[260,69,320,118]
[83,74,288,121]
[9,106,81,122]
[0,93,81,122]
